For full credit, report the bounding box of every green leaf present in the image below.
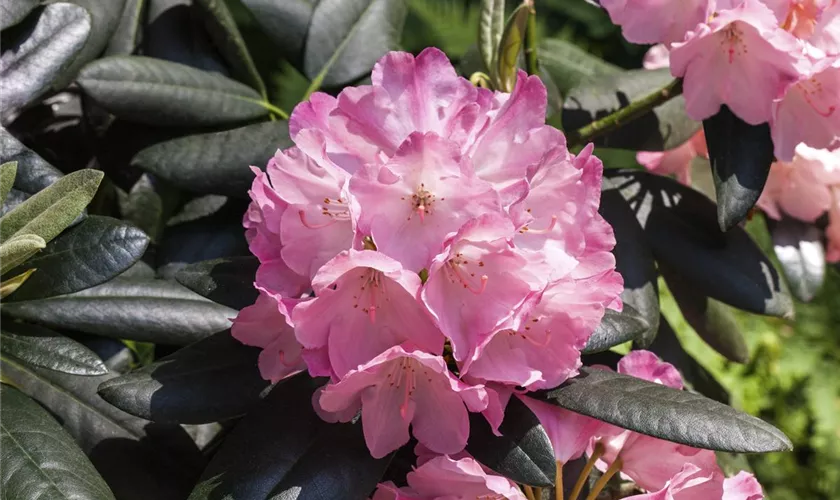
[541,367,792,452]
[606,169,794,318]
[1,322,107,375]
[0,168,102,244]
[562,69,700,151]
[0,161,17,205]
[0,0,39,30]
[0,268,36,299]
[0,385,116,500]
[3,216,149,302]
[189,375,389,500]
[175,256,260,310]
[98,330,268,424]
[241,0,316,68]
[0,126,63,195]
[768,216,825,303]
[131,121,293,197]
[479,0,505,76]
[77,56,268,127]
[54,0,127,89]
[0,233,45,275]
[144,0,229,73]
[0,3,92,122]
[496,2,529,92]
[539,38,620,97]
[117,174,169,243]
[194,0,267,97]
[104,0,146,56]
[466,395,555,487]
[584,305,650,354]
[660,264,749,364]
[0,354,206,500]
[704,105,774,231]
[2,278,236,345]
[304,0,408,89]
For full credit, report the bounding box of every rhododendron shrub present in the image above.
[2,0,821,499]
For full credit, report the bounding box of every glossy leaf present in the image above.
[0,161,16,205]
[77,56,268,127]
[606,169,794,318]
[0,385,116,500]
[479,0,505,77]
[131,121,292,197]
[541,367,792,452]
[661,264,749,364]
[54,0,127,89]
[0,0,39,30]
[3,216,150,302]
[2,278,236,345]
[496,2,529,92]
[584,305,650,354]
[144,0,229,73]
[175,256,260,310]
[0,127,63,195]
[98,330,269,424]
[0,354,205,500]
[562,69,699,151]
[240,0,316,67]
[1,322,107,375]
[105,0,146,55]
[768,216,825,302]
[539,38,620,97]
[0,233,45,275]
[466,395,555,487]
[194,0,266,96]
[304,0,407,88]
[704,105,774,231]
[0,3,91,123]
[0,168,102,244]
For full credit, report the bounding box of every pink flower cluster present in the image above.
[232,48,623,460]
[601,0,840,161]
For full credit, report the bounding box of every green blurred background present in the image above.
[226,0,839,497]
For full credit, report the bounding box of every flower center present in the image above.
[299,196,351,229]
[782,0,822,38]
[446,252,488,294]
[506,317,551,347]
[797,76,836,117]
[353,269,386,323]
[720,24,747,64]
[385,358,431,419]
[404,183,440,222]
[518,214,558,235]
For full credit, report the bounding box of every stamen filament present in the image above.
[556,461,564,500]
[299,210,336,229]
[569,442,604,500]
[584,457,622,500]
[449,261,489,294]
[527,215,558,235]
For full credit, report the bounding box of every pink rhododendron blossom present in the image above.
[599,0,714,44]
[372,455,526,500]
[231,289,304,383]
[810,1,840,54]
[623,464,724,500]
[671,0,805,124]
[757,144,840,221]
[319,344,487,458]
[643,44,671,69]
[763,0,829,38]
[723,471,765,500]
[519,394,603,463]
[293,250,444,379]
[771,56,840,160]
[637,131,708,185]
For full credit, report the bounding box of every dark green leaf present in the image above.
[131,121,292,197]
[304,0,407,88]
[1,321,107,375]
[0,126,63,195]
[479,0,505,76]
[194,0,266,96]
[4,216,149,301]
[188,375,328,500]
[175,256,260,310]
[0,3,91,122]
[539,38,620,97]
[241,0,315,68]
[584,305,650,354]
[0,0,39,30]
[0,354,205,500]
[2,278,236,345]
[104,0,146,55]
[661,264,749,364]
[0,168,103,243]
[144,0,229,73]
[54,0,127,89]
[768,216,825,302]
[0,161,16,205]
[562,69,699,151]
[117,174,170,243]
[159,213,250,267]
[97,330,269,424]
[0,385,116,500]
[541,367,791,452]
[704,105,774,231]
[466,395,555,487]
[645,316,730,405]
[606,169,794,318]
[77,56,268,126]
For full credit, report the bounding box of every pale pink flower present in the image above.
[771,56,840,160]
[643,44,671,69]
[318,344,488,458]
[599,0,714,45]
[723,471,765,500]
[372,455,526,500]
[763,0,829,38]
[230,288,305,383]
[350,132,502,272]
[622,464,725,500]
[757,144,840,221]
[519,394,603,464]
[810,1,840,55]
[637,131,708,185]
[292,250,444,379]
[670,0,806,124]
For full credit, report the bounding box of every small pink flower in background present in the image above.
[723,471,765,500]
[763,0,829,38]
[757,144,840,221]
[319,344,488,458]
[670,0,805,125]
[372,455,526,500]
[810,1,840,54]
[599,0,714,44]
[623,464,725,500]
